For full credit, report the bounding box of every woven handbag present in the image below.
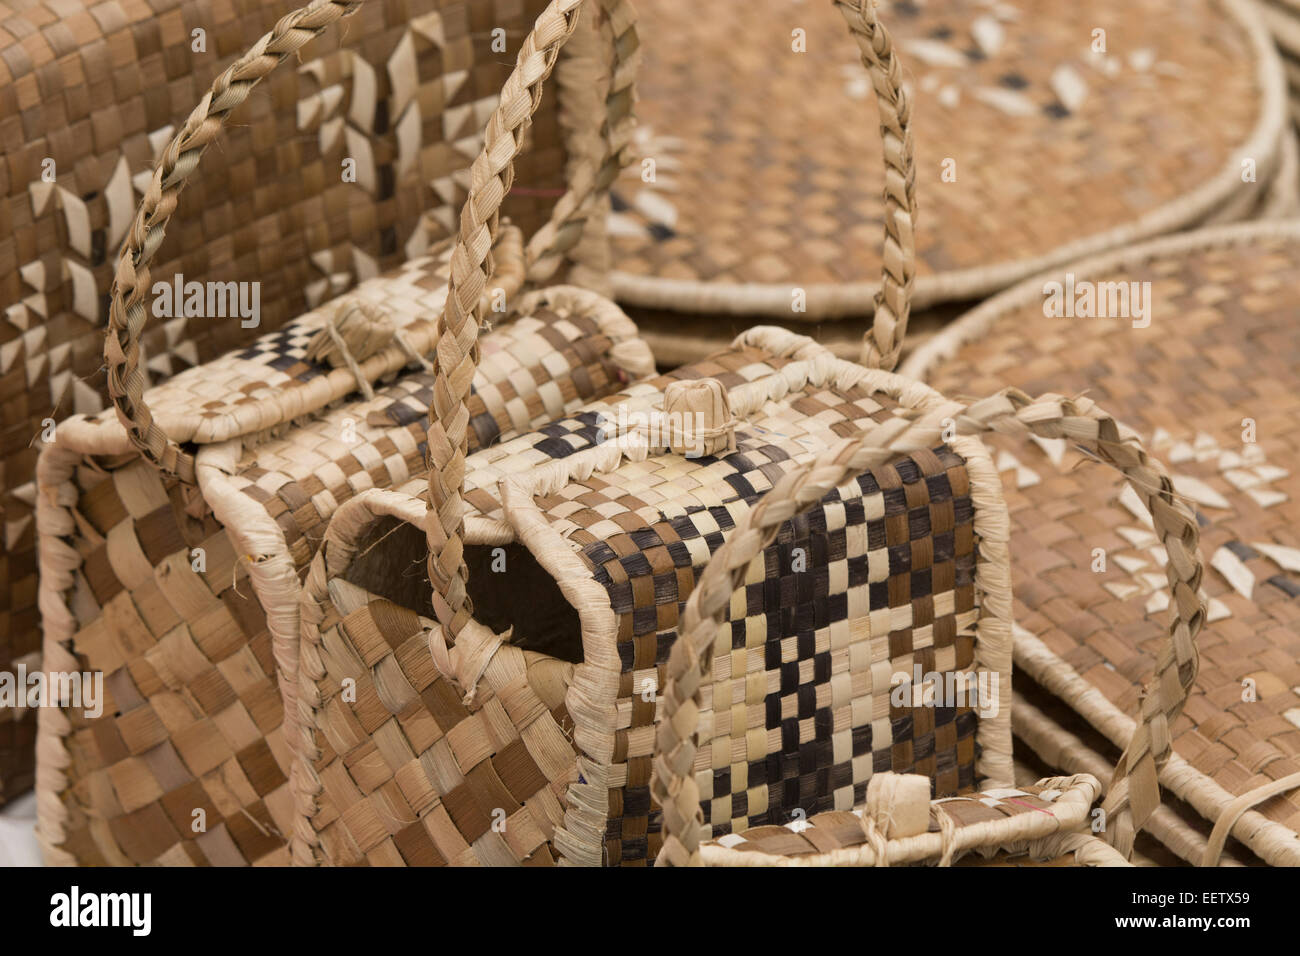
[650,388,1206,866]
[33,0,653,866]
[0,0,599,807]
[292,0,1028,867]
[906,220,1300,867]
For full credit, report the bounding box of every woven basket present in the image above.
[32,0,653,866]
[288,0,1206,868]
[0,0,600,807]
[906,220,1300,867]
[649,379,1206,866]
[606,0,1287,326]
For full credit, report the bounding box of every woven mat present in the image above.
[909,221,1300,866]
[0,0,563,806]
[607,0,1284,319]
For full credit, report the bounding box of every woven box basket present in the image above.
[906,220,1300,867]
[286,0,1209,869]
[0,0,598,807]
[32,0,654,865]
[605,0,1290,365]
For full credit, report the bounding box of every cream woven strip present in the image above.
[102,0,632,485]
[1201,771,1300,866]
[651,389,1205,866]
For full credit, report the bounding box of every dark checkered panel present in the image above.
[530,382,982,865]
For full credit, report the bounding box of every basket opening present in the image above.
[343,517,584,663]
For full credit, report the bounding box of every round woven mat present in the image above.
[608,0,1286,319]
[907,221,1300,866]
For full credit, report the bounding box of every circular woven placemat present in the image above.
[608,0,1286,319]
[906,221,1300,867]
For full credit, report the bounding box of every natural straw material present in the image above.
[652,389,1205,865]
[0,0,582,804]
[907,220,1300,867]
[607,0,1286,319]
[33,0,651,865]
[295,325,1013,865]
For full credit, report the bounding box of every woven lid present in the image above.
[908,221,1300,867]
[607,0,1286,319]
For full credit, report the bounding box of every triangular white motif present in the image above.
[1030,435,1067,467]
[1104,582,1140,601]
[1117,527,1158,549]
[1252,543,1300,573]
[1247,488,1287,509]
[1206,599,1231,623]
[633,191,678,229]
[1171,474,1230,510]
[1050,65,1088,112]
[970,16,1005,57]
[1144,591,1170,614]
[1113,554,1148,574]
[904,39,969,68]
[1118,484,1154,528]
[1015,467,1040,489]
[1211,547,1254,600]
[973,86,1037,116]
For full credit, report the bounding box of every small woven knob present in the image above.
[864,772,931,839]
[663,378,736,458]
[305,300,395,367]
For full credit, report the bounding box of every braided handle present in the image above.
[424,0,915,645]
[103,0,635,484]
[835,0,918,372]
[651,390,1205,866]
[423,0,639,642]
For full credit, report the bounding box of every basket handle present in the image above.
[102,0,636,485]
[424,0,916,645]
[651,390,1205,866]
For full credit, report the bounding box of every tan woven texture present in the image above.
[296,327,1015,865]
[0,0,579,805]
[36,274,647,866]
[909,221,1300,866]
[606,0,1285,319]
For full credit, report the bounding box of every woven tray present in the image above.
[0,0,590,806]
[606,0,1286,320]
[906,220,1300,867]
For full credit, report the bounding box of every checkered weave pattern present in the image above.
[37,283,646,865]
[304,583,577,866]
[297,329,1005,866]
[1,0,574,805]
[526,387,980,863]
